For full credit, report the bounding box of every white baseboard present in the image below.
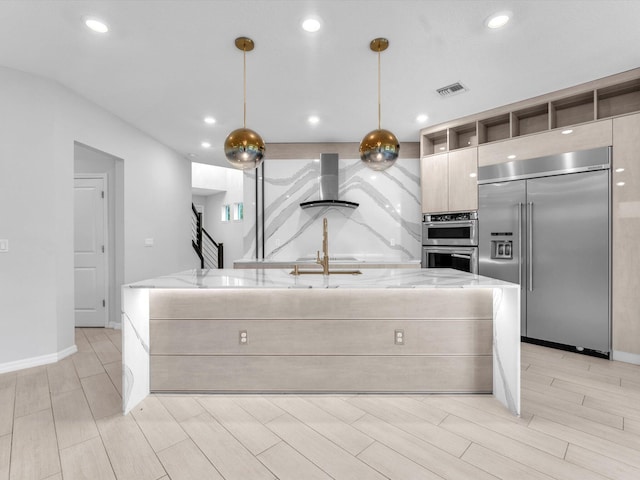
[612,350,640,366]
[108,321,122,330]
[0,344,78,374]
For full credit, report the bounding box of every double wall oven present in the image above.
[422,212,478,274]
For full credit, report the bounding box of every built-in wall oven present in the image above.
[422,212,478,274]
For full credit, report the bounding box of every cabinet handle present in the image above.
[517,203,523,286]
[528,202,533,292]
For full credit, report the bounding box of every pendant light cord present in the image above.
[377,48,381,130]
[243,46,247,129]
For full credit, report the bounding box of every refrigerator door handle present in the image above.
[528,201,533,291]
[518,203,523,286]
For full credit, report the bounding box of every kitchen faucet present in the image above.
[290,216,360,275]
[316,217,330,275]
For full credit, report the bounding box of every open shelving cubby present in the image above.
[512,103,549,137]
[478,114,510,144]
[550,91,596,128]
[449,122,477,150]
[421,130,448,156]
[597,78,640,119]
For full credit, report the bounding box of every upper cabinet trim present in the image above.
[420,67,640,158]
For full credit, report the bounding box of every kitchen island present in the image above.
[122,268,520,415]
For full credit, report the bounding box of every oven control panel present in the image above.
[424,212,477,222]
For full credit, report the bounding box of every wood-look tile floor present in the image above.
[1,329,640,479]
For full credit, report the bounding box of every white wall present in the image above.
[0,66,193,368]
[201,168,245,268]
[192,163,228,192]
[191,195,207,212]
[190,163,245,268]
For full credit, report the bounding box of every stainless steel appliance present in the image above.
[478,147,611,357]
[422,246,478,274]
[422,212,478,246]
[422,212,478,273]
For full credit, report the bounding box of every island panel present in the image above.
[150,319,493,356]
[148,288,494,319]
[150,355,493,392]
[148,288,493,394]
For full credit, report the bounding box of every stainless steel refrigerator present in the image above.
[478,147,610,356]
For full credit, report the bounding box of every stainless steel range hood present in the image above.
[300,153,359,209]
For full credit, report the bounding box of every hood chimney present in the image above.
[300,153,359,209]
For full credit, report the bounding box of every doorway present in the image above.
[73,142,124,329]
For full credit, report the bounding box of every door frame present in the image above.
[74,173,110,327]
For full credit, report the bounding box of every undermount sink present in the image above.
[289,268,362,275]
[295,256,361,263]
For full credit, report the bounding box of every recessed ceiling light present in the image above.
[439,147,446,151]
[84,18,109,33]
[204,116,216,125]
[561,129,573,135]
[201,141,211,148]
[616,182,625,187]
[416,114,429,123]
[469,173,477,178]
[507,154,516,160]
[615,168,625,173]
[486,13,510,29]
[302,18,321,32]
[308,115,320,125]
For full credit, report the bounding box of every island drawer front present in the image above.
[149,288,493,320]
[150,355,493,393]
[150,319,493,356]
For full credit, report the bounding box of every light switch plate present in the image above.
[0,239,8,252]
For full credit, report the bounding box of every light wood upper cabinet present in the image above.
[448,148,478,212]
[421,148,478,214]
[421,152,448,214]
[477,119,613,167]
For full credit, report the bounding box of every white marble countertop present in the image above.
[125,268,517,290]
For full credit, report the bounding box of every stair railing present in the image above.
[191,203,223,269]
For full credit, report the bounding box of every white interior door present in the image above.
[74,176,108,327]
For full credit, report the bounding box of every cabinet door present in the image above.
[420,153,448,213]
[612,113,640,355]
[448,148,478,212]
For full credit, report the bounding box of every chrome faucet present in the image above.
[316,217,330,275]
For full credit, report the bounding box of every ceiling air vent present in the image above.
[436,82,468,97]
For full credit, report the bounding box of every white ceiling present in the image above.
[2,0,639,168]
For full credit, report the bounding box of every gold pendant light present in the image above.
[359,38,399,171]
[224,37,266,170]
